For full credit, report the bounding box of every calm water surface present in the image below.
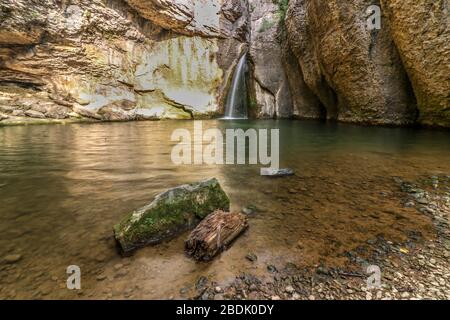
[0,120,449,299]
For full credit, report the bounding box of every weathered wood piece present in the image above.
[185,210,248,261]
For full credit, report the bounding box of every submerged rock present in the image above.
[114,178,230,254]
[260,168,295,177]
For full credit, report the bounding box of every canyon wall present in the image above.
[247,0,292,119]
[0,0,248,122]
[284,0,449,127]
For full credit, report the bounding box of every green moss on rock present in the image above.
[114,178,230,253]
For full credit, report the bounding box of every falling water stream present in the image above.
[224,54,248,119]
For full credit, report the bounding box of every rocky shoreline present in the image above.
[181,175,450,300]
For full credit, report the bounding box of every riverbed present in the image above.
[0,120,449,299]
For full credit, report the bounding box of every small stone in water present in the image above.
[285,285,295,294]
[196,276,208,290]
[3,254,22,264]
[416,198,428,205]
[245,253,258,262]
[401,292,410,298]
[214,286,222,293]
[261,168,295,177]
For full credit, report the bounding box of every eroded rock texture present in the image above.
[284,0,449,127]
[381,0,450,127]
[0,0,249,123]
[285,0,417,125]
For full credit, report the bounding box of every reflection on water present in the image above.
[0,120,449,299]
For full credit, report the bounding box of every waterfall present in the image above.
[223,53,248,119]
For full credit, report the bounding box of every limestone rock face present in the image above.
[0,0,249,123]
[248,0,292,119]
[381,0,450,127]
[285,0,417,125]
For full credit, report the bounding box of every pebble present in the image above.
[267,265,277,273]
[285,285,295,294]
[245,253,258,262]
[3,254,22,264]
[271,295,281,300]
[215,286,222,293]
[401,292,410,299]
[242,207,255,215]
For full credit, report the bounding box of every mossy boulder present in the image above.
[114,178,230,254]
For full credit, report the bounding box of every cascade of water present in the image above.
[223,53,248,119]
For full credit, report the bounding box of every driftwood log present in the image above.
[185,210,248,261]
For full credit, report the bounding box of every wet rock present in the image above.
[245,252,258,262]
[381,0,450,127]
[96,274,107,281]
[185,210,248,261]
[114,269,128,278]
[401,292,410,299]
[114,178,230,253]
[24,110,46,119]
[214,294,224,300]
[195,276,208,291]
[3,254,22,264]
[267,265,278,273]
[242,206,257,215]
[285,0,417,125]
[285,285,295,294]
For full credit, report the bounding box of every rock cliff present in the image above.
[0,0,448,127]
[284,0,449,127]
